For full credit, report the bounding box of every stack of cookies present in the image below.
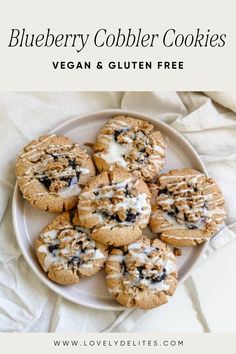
[15,116,226,309]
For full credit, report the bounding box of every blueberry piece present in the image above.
[151,272,167,283]
[137,266,145,279]
[124,185,130,197]
[69,209,76,223]
[94,191,99,196]
[114,130,121,142]
[39,177,52,189]
[137,266,145,273]
[160,187,168,194]
[67,177,72,185]
[68,256,80,266]
[76,171,81,180]
[167,211,175,217]
[110,214,121,222]
[157,276,163,282]
[125,214,135,222]
[49,154,58,160]
[162,272,167,279]
[150,277,158,283]
[68,160,77,169]
[60,176,73,186]
[114,128,130,141]
[48,244,59,253]
[187,224,198,229]
[125,212,140,222]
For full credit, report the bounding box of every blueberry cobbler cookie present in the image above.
[35,211,108,285]
[105,235,178,309]
[16,135,96,212]
[77,166,151,246]
[149,168,226,246]
[93,116,166,181]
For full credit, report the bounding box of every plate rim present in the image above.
[12,108,209,311]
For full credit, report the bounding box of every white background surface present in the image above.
[131,239,236,332]
[0,91,235,332]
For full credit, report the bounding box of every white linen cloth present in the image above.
[0,91,235,332]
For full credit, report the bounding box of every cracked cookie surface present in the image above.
[16,135,96,212]
[93,116,166,181]
[149,168,226,246]
[35,211,108,285]
[105,235,178,309]
[77,166,151,246]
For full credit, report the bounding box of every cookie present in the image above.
[16,135,96,212]
[105,235,178,309]
[77,165,151,246]
[93,116,166,181]
[149,168,226,246]
[35,210,108,285]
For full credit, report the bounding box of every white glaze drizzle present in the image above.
[38,228,106,272]
[20,135,56,158]
[78,177,150,228]
[154,173,225,233]
[98,137,130,167]
[19,136,91,200]
[58,184,81,198]
[94,119,166,175]
[107,241,176,293]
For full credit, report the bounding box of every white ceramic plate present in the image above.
[12,109,208,311]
